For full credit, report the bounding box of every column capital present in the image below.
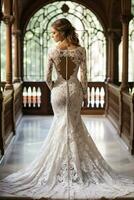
[121,14,133,24]
[2,14,14,25]
[107,28,122,42]
[107,28,121,33]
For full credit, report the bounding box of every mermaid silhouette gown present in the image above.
[0,46,134,199]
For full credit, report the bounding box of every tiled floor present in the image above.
[0,115,134,197]
[83,115,134,176]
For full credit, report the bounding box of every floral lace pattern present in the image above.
[46,46,88,95]
[0,46,134,199]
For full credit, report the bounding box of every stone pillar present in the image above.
[13,0,21,83]
[119,16,130,135]
[107,30,112,82]
[120,0,132,91]
[120,16,131,90]
[3,11,14,89]
[0,91,4,155]
[13,29,21,82]
[130,94,134,154]
[119,0,132,136]
[107,29,121,84]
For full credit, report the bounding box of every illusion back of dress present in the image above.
[54,54,77,80]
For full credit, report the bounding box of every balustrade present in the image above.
[23,86,41,108]
[22,82,106,115]
[86,83,105,109]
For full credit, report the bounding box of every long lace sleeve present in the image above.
[80,48,88,96]
[46,50,53,90]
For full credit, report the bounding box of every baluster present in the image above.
[88,87,92,108]
[100,87,105,108]
[96,87,100,108]
[94,87,96,108]
[87,87,90,108]
[1,87,3,92]
[129,87,134,95]
[91,87,95,108]
[99,87,101,108]
[23,87,27,107]
[28,87,32,107]
[129,87,131,94]
[32,87,36,107]
[132,87,134,94]
[37,87,41,107]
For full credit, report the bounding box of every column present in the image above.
[13,0,21,83]
[119,0,132,136]
[3,0,14,90]
[13,29,21,82]
[0,91,4,155]
[107,29,121,84]
[120,15,132,90]
[120,0,132,91]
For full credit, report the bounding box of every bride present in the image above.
[0,18,134,199]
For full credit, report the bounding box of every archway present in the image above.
[23,1,106,114]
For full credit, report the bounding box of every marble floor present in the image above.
[0,115,134,199]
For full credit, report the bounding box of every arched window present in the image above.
[24,1,106,82]
[128,18,134,82]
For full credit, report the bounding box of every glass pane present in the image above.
[131,0,134,15]
[129,18,134,82]
[24,1,106,82]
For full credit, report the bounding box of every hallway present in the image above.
[0,115,134,199]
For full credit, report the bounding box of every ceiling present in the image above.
[19,0,121,30]
[2,0,126,32]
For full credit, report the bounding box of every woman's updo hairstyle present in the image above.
[51,18,80,46]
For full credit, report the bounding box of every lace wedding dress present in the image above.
[0,46,134,199]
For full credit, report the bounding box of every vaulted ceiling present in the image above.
[18,0,121,32]
[1,0,123,33]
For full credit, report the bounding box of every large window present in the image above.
[128,18,134,82]
[24,1,106,82]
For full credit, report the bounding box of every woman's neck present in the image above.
[58,39,70,47]
[58,39,79,50]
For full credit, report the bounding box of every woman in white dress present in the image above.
[0,18,134,199]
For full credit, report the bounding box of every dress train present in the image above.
[0,46,134,199]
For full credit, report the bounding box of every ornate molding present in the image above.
[121,14,133,24]
[61,3,69,13]
[107,28,122,34]
[2,14,14,25]
[107,28,122,39]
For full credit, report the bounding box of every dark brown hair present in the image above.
[51,18,80,46]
